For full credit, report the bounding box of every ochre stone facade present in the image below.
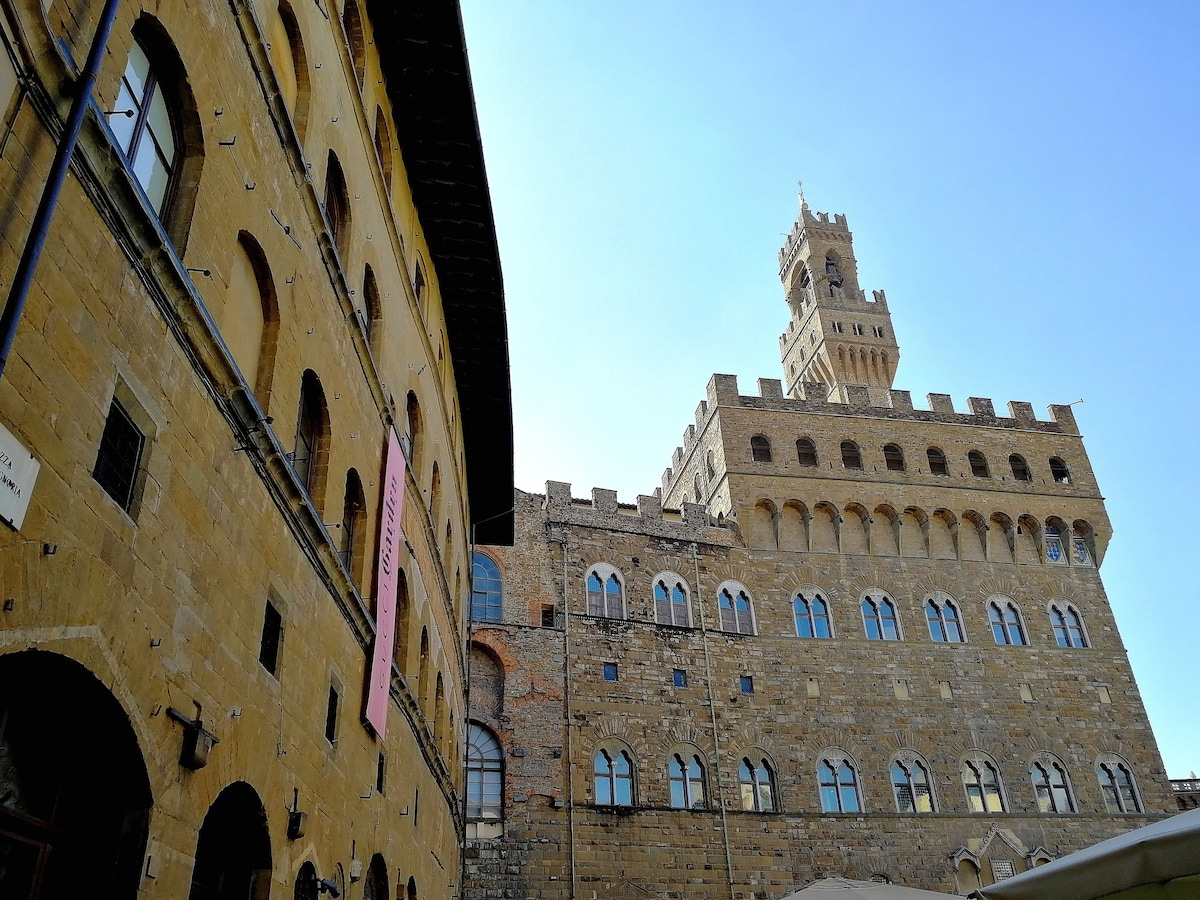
[0,2,509,899]
[466,202,1172,897]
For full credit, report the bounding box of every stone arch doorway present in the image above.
[188,781,272,900]
[0,649,152,900]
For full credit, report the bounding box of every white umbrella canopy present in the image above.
[780,876,960,899]
[970,808,1200,900]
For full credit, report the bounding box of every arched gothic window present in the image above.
[1031,760,1075,813]
[861,594,899,641]
[926,447,949,475]
[718,585,755,635]
[988,599,1027,646]
[1096,758,1141,813]
[962,758,1006,812]
[654,576,690,627]
[668,753,707,809]
[818,756,861,812]
[925,596,964,643]
[891,758,934,812]
[466,723,503,820]
[594,748,633,806]
[738,757,776,811]
[793,592,831,638]
[586,567,624,619]
[796,438,819,466]
[1050,604,1087,648]
[471,552,502,623]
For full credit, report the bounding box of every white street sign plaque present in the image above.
[0,419,39,530]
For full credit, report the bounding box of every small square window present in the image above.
[541,604,556,628]
[672,669,687,687]
[873,325,885,338]
[258,601,282,677]
[852,323,864,335]
[603,663,618,682]
[93,397,146,512]
[832,321,844,334]
[740,675,754,694]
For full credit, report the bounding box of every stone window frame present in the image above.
[1048,602,1089,649]
[889,749,937,813]
[860,589,901,641]
[716,580,756,636]
[1030,752,1077,814]
[987,595,1029,647]
[925,591,966,643]
[1095,753,1142,814]
[750,434,772,463]
[585,563,626,620]
[737,749,779,813]
[968,449,990,478]
[840,440,863,469]
[666,743,709,811]
[591,740,637,808]
[1049,456,1072,484]
[1009,453,1033,481]
[652,571,692,628]
[793,586,833,639]
[926,446,949,476]
[883,443,905,471]
[817,748,862,813]
[796,437,819,467]
[961,751,1008,813]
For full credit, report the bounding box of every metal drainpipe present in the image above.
[692,542,736,900]
[0,0,122,381]
[550,524,577,900]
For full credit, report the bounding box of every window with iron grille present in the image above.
[93,397,146,512]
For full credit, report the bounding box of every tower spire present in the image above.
[776,197,900,403]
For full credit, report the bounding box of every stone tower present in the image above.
[778,190,900,404]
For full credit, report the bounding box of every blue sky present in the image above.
[458,1,1200,779]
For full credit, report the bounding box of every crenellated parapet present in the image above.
[540,481,733,543]
[699,373,1079,433]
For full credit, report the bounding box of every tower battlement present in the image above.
[778,206,851,274]
[697,373,1079,434]
[538,482,731,541]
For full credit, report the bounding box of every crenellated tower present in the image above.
[777,189,900,404]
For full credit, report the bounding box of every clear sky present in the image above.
[458,0,1200,779]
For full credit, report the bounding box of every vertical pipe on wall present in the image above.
[556,526,577,900]
[692,543,736,900]
[0,0,122,381]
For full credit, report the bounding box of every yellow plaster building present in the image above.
[0,2,511,899]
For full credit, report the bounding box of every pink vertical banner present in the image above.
[365,426,406,737]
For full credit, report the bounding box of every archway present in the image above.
[188,782,272,900]
[0,650,151,900]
